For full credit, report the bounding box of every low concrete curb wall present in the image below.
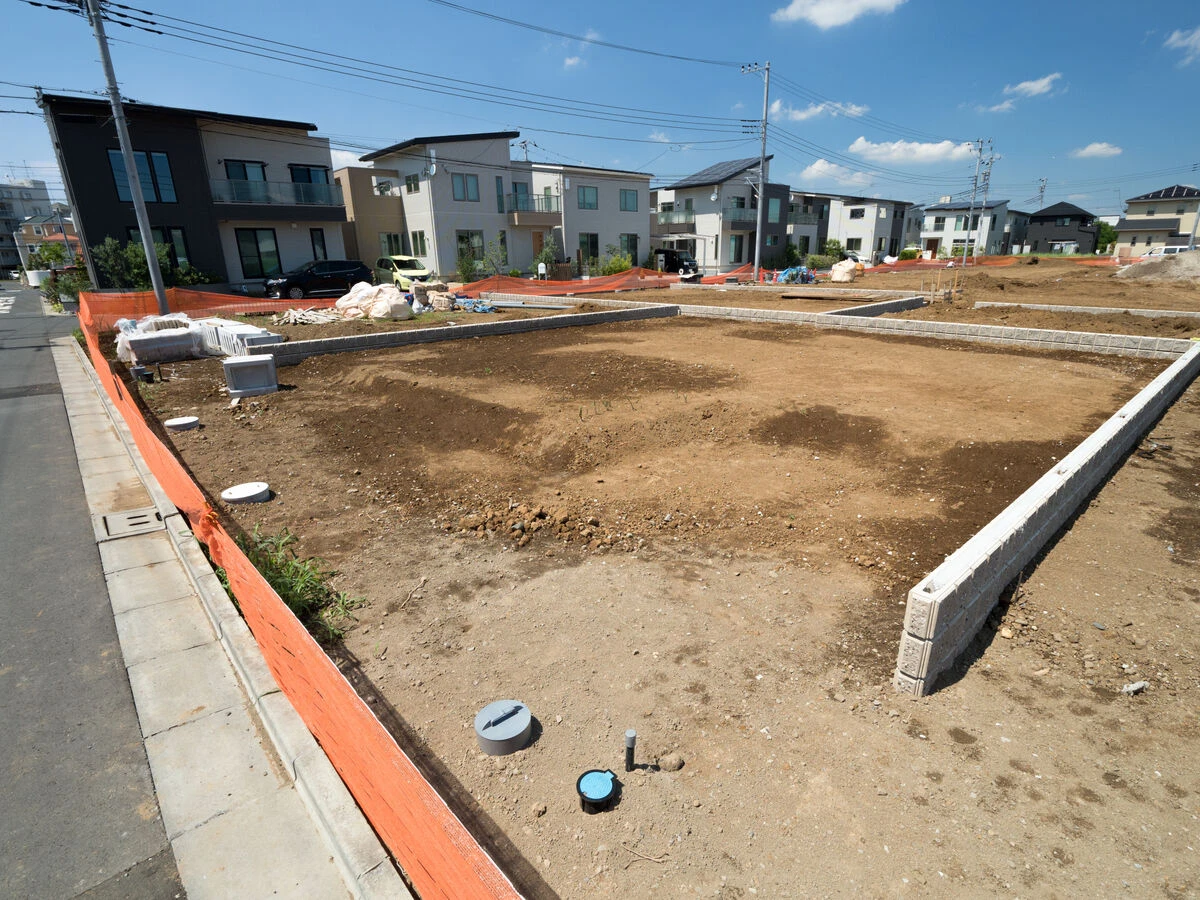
[825,296,926,317]
[975,301,1200,320]
[894,343,1200,695]
[249,305,677,366]
[668,282,914,299]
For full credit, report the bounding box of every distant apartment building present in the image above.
[1113,185,1200,259]
[39,93,347,287]
[343,131,651,277]
[0,178,52,271]
[652,157,789,273]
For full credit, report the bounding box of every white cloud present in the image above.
[1003,72,1062,97]
[799,159,873,189]
[649,131,671,143]
[583,28,601,42]
[770,99,868,122]
[1070,142,1122,159]
[329,149,360,170]
[986,99,1015,113]
[563,56,581,68]
[847,136,975,164]
[1165,26,1200,64]
[731,101,745,111]
[771,0,906,28]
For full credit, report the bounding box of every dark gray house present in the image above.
[39,93,347,287]
[1025,202,1098,255]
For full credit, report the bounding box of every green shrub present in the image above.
[805,254,835,270]
[456,246,479,285]
[898,248,920,261]
[599,249,632,276]
[821,238,843,258]
[783,241,803,267]
[507,268,522,278]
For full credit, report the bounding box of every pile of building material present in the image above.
[829,259,859,283]
[334,283,413,320]
[271,308,342,326]
[196,317,284,356]
[114,313,282,365]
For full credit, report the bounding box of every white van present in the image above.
[1141,245,1193,259]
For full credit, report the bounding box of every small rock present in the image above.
[1093,622,1106,631]
[531,802,547,819]
[1121,681,1149,696]
[1000,627,1014,640]
[1032,667,1050,677]
[659,752,685,772]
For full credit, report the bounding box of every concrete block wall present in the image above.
[894,343,1200,695]
[975,301,1200,321]
[248,305,678,366]
[825,297,926,317]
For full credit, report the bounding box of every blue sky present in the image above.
[3,0,1199,215]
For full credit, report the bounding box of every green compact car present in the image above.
[374,255,431,290]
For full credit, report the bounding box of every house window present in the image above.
[32,225,42,236]
[577,185,598,210]
[845,237,863,252]
[224,160,266,182]
[1055,216,1071,226]
[1146,207,1156,216]
[380,232,403,255]
[452,173,480,202]
[128,226,190,269]
[766,235,779,247]
[1145,237,1152,246]
[289,165,329,184]
[411,230,427,256]
[729,233,744,263]
[620,189,638,212]
[875,237,885,252]
[1177,206,1186,215]
[109,149,177,203]
[683,198,693,211]
[495,176,505,213]
[932,216,945,232]
[767,197,781,224]
[310,228,327,260]
[619,233,639,261]
[796,235,810,255]
[456,229,485,260]
[879,207,887,218]
[404,174,420,194]
[1129,235,1137,245]
[578,232,599,262]
[235,228,280,278]
[729,196,746,209]
[955,215,968,231]
[660,202,674,213]
[849,208,866,219]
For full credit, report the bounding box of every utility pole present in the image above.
[960,139,984,270]
[56,207,75,264]
[82,0,168,313]
[741,62,770,282]
[1037,177,1046,209]
[975,143,994,261]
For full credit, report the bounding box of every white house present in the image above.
[652,157,790,273]
[919,199,1027,258]
[825,196,919,263]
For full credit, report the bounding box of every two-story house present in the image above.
[345,131,651,276]
[13,213,81,269]
[919,199,1027,258]
[1113,185,1200,259]
[652,158,789,273]
[785,191,831,258]
[1022,202,1098,255]
[39,93,347,287]
[825,196,917,263]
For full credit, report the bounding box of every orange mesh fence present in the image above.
[869,255,1019,273]
[79,287,336,334]
[1073,257,1120,267]
[463,265,677,296]
[701,263,754,283]
[79,291,519,899]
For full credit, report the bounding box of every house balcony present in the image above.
[724,206,758,230]
[506,193,560,227]
[209,179,346,223]
[788,211,818,226]
[655,209,695,234]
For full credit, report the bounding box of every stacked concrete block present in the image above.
[196,318,282,357]
[223,355,278,398]
[894,343,1200,695]
[125,329,198,364]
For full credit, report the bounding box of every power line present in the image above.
[423,0,741,68]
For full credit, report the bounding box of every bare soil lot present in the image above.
[594,287,892,313]
[139,313,1200,898]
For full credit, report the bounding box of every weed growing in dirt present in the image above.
[237,526,364,639]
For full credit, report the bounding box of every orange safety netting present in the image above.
[461,265,678,296]
[79,287,337,335]
[868,255,1020,273]
[78,290,519,900]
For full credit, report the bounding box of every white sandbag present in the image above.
[335,281,375,310]
[830,259,858,283]
[369,296,413,320]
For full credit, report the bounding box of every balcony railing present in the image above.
[656,210,695,225]
[723,206,758,223]
[788,211,818,225]
[505,193,560,213]
[210,179,344,206]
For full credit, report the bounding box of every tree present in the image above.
[1096,220,1118,254]
[36,242,67,270]
[821,238,844,259]
[90,237,217,289]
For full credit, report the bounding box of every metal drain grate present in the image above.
[100,507,164,538]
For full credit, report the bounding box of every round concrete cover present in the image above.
[474,700,532,755]
[164,415,200,431]
[221,482,270,503]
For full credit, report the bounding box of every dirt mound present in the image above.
[1117,251,1200,281]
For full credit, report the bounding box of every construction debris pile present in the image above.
[114,313,281,364]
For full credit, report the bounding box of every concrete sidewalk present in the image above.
[52,335,409,899]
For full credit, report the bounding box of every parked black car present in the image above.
[653,247,699,275]
[264,259,371,299]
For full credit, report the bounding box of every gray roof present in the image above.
[39,93,318,132]
[360,131,520,162]
[662,157,771,191]
[1114,217,1182,232]
[1128,184,1200,202]
[1031,201,1094,220]
[924,199,1007,212]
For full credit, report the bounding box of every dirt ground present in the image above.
[593,288,897,314]
[136,293,1200,898]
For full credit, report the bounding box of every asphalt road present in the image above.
[0,284,184,898]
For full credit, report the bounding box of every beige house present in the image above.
[1114,185,1200,259]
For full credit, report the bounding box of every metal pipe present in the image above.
[625,729,636,773]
